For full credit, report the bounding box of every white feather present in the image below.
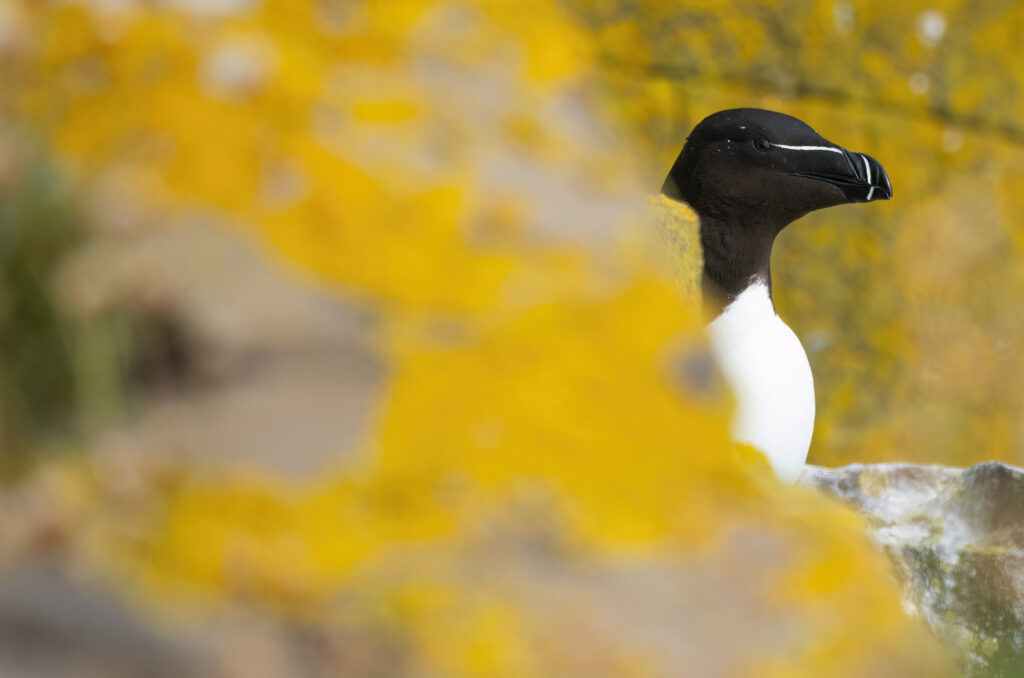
[706,283,814,483]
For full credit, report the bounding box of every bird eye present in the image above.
[753,137,772,152]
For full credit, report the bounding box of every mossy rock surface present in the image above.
[805,461,1024,677]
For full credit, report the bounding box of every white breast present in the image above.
[706,283,815,484]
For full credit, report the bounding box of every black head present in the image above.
[661,108,892,309]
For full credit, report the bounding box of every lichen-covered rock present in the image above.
[0,2,968,676]
[57,220,386,478]
[804,462,1024,676]
[646,195,701,304]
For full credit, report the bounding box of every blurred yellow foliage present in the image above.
[0,0,969,675]
[584,0,1024,468]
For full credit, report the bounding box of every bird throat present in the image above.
[699,213,780,318]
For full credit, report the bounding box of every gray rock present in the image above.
[0,565,205,678]
[804,461,1024,677]
[56,220,387,477]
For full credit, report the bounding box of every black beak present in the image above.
[790,150,892,203]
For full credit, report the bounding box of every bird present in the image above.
[661,108,892,483]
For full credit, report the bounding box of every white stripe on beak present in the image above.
[861,154,875,200]
[771,143,845,155]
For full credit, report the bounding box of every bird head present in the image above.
[662,108,892,233]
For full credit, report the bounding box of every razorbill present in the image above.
[661,108,892,483]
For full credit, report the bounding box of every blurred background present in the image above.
[584,0,1024,468]
[0,0,1020,676]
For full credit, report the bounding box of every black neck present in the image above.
[698,213,778,317]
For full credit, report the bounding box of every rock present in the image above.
[0,565,205,678]
[0,563,414,678]
[56,220,387,477]
[803,461,1024,677]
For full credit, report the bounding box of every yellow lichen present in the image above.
[0,0,970,675]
